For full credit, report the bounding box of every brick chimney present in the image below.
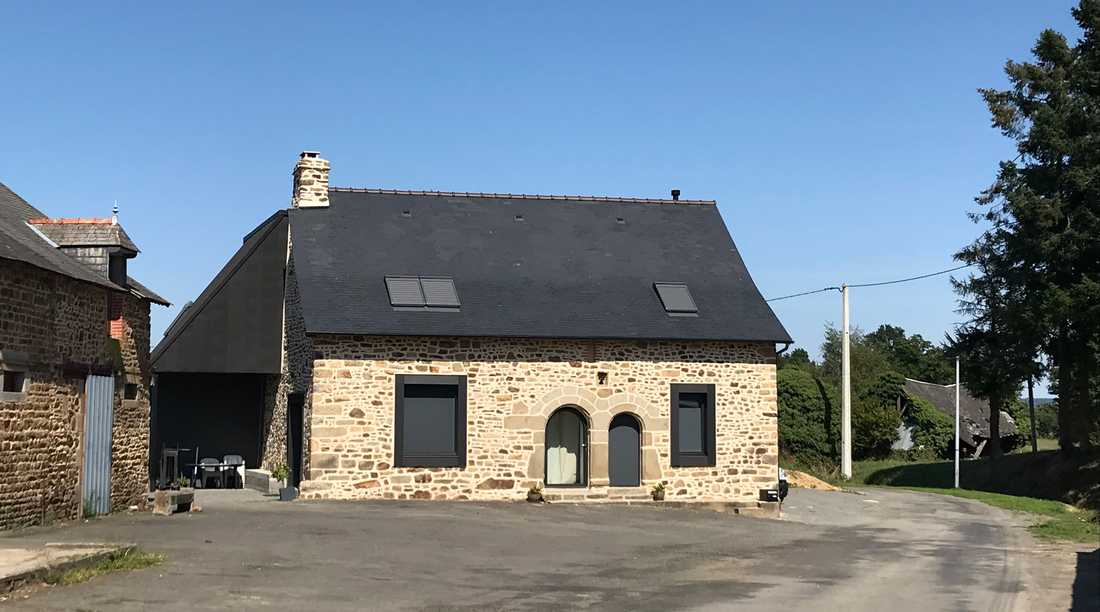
[292,151,330,208]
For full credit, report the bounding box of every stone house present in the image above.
[0,182,167,530]
[152,152,791,504]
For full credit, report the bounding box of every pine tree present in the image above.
[956,0,1100,453]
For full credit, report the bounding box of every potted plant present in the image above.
[651,482,666,501]
[526,483,543,503]
[175,476,191,490]
[271,463,296,501]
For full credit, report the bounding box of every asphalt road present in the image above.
[0,487,1069,611]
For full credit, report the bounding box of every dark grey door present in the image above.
[287,393,304,487]
[608,414,640,487]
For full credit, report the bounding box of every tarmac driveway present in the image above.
[0,487,1062,611]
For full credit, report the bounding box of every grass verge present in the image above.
[897,487,1099,544]
[44,548,164,587]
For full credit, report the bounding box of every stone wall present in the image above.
[0,259,152,530]
[110,293,151,511]
[261,246,313,470]
[302,335,778,503]
[0,260,107,529]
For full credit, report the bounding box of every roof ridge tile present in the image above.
[328,187,716,205]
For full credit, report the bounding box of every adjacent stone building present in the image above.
[0,182,167,531]
[152,152,791,506]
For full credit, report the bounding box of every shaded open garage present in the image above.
[148,212,288,487]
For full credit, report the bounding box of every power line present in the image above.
[765,286,841,302]
[765,263,973,302]
[847,263,973,288]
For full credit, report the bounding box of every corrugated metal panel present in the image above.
[420,277,460,307]
[83,375,114,516]
[385,277,425,306]
[654,283,698,314]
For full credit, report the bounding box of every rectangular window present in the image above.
[124,383,139,400]
[2,370,26,394]
[670,384,716,466]
[394,375,467,467]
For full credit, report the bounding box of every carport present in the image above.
[149,212,288,486]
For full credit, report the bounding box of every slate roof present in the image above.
[289,189,791,342]
[30,219,140,253]
[904,378,1017,447]
[0,182,119,290]
[0,181,165,302]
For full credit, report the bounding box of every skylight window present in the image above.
[420,278,460,307]
[386,277,425,307]
[654,282,698,315]
[386,277,460,309]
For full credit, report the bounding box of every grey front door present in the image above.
[82,375,115,516]
[608,414,640,487]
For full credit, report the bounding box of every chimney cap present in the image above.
[300,151,322,159]
[671,189,681,201]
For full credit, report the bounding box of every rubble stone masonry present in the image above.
[301,335,778,503]
[0,259,151,530]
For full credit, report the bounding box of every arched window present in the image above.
[545,407,588,487]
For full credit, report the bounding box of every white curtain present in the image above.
[546,412,580,485]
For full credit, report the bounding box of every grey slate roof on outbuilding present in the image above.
[0,181,165,302]
[0,182,119,290]
[289,189,791,342]
[32,221,140,253]
[903,378,1017,447]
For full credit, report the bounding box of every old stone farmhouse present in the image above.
[151,152,791,504]
[0,182,167,530]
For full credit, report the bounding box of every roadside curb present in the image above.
[0,543,134,594]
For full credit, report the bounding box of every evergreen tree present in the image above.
[956,0,1100,453]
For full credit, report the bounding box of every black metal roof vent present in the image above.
[671,189,681,201]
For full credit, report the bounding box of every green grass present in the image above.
[1010,437,1060,453]
[44,548,164,587]
[896,486,1099,544]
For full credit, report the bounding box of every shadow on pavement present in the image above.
[1071,548,1099,611]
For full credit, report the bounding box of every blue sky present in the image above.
[1,2,1079,393]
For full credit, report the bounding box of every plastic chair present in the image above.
[222,455,245,488]
[198,457,222,488]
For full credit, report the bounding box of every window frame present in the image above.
[0,350,30,400]
[2,370,27,394]
[670,383,716,467]
[394,374,467,468]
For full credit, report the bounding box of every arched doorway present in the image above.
[545,407,588,487]
[608,413,641,487]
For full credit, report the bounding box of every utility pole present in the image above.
[841,284,852,480]
[954,357,960,489]
[1027,377,1038,453]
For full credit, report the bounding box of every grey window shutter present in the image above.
[386,277,425,306]
[421,277,460,307]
